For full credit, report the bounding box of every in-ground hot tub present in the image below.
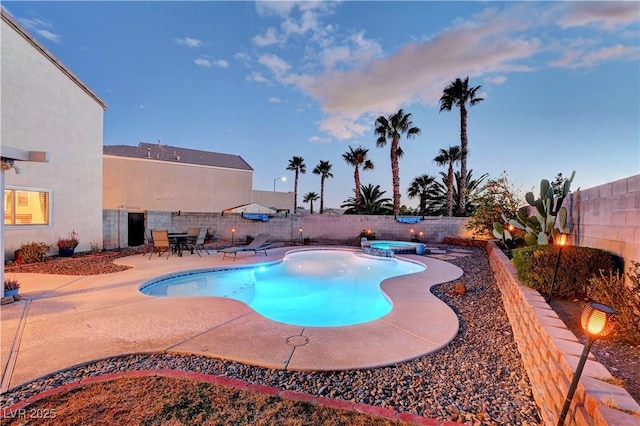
[361,240,425,257]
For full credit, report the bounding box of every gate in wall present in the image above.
[128,212,145,246]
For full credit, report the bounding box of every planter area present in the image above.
[486,241,640,426]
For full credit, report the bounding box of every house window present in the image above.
[4,187,50,226]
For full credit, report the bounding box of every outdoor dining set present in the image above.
[147,229,273,261]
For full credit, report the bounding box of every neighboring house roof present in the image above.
[104,142,253,171]
[1,8,107,111]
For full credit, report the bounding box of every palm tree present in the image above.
[433,146,462,217]
[428,169,489,216]
[312,160,333,214]
[407,174,436,215]
[286,156,306,214]
[439,76,484,215]
[342,146,374,206]
[374,109,421,215]
[302,192,319,214]
[341,184,393,215]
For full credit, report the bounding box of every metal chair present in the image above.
[148,230,175,259]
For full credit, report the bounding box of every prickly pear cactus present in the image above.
[494,171,575,246]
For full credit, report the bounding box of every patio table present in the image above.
[168,233,188,256]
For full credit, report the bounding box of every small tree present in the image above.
[466,171,525,238]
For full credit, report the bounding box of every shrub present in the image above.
[512,245,616,298]
[16,241,52,264]
[587,262,640,345]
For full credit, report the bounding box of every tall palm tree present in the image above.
[342,146,374,206]
[312,160,333,214]
[341,184,393,215]
[407,174,436,215]
[439,76,483,216]
[374,109,421,215]
[302,192,319,214]
[286,156,306,214]
[433,146,462,217]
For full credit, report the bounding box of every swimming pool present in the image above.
[361,240,425,257]
[140,249,425,327]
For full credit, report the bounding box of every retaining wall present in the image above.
[486,241,640,426]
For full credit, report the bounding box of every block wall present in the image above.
[486,242,640,426]
[567,174,640,268]
[115,212,473,245]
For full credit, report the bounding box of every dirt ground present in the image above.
[0,376,404,426]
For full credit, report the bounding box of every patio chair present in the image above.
[183,228,209,256]
[219,233,273,260]
[148,229,175,259]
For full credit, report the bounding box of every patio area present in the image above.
[2,246,466,391]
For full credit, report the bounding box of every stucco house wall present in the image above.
[252,190,294,212]
[103,155,253,212]
[1,9,106,257]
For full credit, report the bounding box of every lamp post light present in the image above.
[546,233,569,303]
[273,176,286,192]
[557,302,616,426]
[419,231,424,242]
[299,228,303,245]
[410,229,414,241]
[231,228,235,245]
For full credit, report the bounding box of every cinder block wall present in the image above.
[486,242,640,426]
[567,174,640,268]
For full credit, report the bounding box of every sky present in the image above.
[4,1,639,210]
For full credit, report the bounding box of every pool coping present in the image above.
[1,246,463,390]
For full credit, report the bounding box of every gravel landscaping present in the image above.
[2,248,543,424]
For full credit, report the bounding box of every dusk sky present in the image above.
[5,1,639,209]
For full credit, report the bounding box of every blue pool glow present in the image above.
[140,250,425,327]
[369,241,417,250]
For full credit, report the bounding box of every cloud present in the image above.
[485,75,507,84]
[194,58,211,67]
[212,59,229,68]
[269,97,281,103]
[258,54,291,78]
[246,71,269,84]
[19,17,61,42]
[557,2,640,31]
[298,12,541,139]
[309,135,331,144]
[253,27,282,47]
[176,37,203,48]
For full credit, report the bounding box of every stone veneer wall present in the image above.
[486,241,640,426]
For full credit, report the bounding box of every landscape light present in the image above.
[231,228,235,245]
[546,232,569,303]
[557,302,615,426]
[299,228,303,244]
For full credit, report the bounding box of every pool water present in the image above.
[141,250,425,327]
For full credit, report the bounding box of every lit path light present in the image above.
[546,233,569,303]
[557,302,616,426]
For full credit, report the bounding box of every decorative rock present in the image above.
[453,282,466,295]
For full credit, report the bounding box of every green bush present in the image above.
[588,262,640,345]
[512,245,616,299]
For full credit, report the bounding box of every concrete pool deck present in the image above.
[1,246,467,391]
